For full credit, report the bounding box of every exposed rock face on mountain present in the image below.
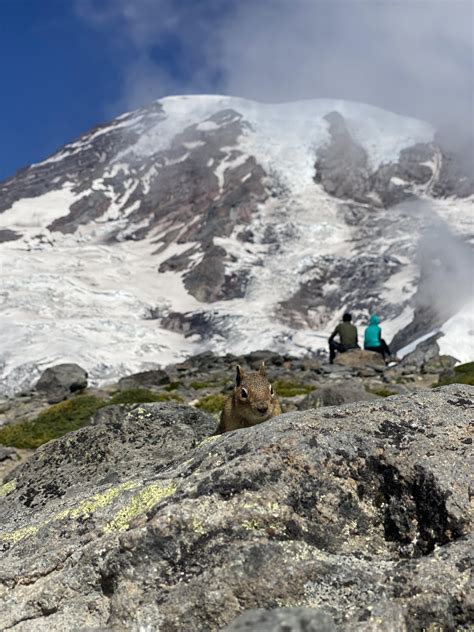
[0,95,473,394]
[0,385,472,631]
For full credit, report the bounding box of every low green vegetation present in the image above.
[0,395,105,449]
[365,386,394,398]
[163,382,181,391]
[273,379,316,398]
[189,380,219,390]
[195,394,227,414]
[110,388,182,405]
[436,362,474,387]
[0,389,184,449]
[152,392,184,403]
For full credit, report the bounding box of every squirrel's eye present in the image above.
[269,384,274,395]
[241,388,248,398]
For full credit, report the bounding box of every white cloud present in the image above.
[76,0,474,143]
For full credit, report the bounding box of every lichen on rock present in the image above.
[104,481,176,532]
[0,385,472,631]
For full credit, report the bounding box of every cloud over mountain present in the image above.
[76,0,473,150]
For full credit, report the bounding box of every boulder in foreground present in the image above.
[0,386,472,631]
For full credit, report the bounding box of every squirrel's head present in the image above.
[233,361,277,422]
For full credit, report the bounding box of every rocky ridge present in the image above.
[0,336,455,434]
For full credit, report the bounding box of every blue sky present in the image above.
[0,0,224,180]
[0,1,121,180]
[1,0,472,181]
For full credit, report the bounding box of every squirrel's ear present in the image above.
[259,360,266,376]
[236,365,244,386]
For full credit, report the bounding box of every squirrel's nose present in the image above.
[257,403,269,414]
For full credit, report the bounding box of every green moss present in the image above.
[366,386,394,397]
[110,388,163,405]
[436,362,474,387]
[189,380,218,390]
[156,392,184,402]
[395,376,412,384]
[0,385,188,450]
[163,382,181,391]
[195,394,227,413]
[114,389,184,407]
[455,361,474,374]
[0,395,106,449]
[110,388,184,405]
[273,379,316,397]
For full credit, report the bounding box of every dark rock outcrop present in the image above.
[315,112,371,202]
[301,381,380,408]
[396,334,455,373]
[432,141,474,198]
[315,114,439,208]
[0,229,21,242]
[117,369,170,391]
[35,363,88,404]
[1,386,472,631]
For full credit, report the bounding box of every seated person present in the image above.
[328,312,360,364]
[364,314,392,363]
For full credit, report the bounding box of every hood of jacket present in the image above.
[369,314,380,325]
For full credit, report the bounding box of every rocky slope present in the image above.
[0,336,457,435]
[1,96,473,394]
[0,383,472,631]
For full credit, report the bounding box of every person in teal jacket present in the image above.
[364,314,392,363]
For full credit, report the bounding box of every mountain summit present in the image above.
[0,95,472,393]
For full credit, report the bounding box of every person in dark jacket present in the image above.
[364,314,392,363]
[328,312,359,364]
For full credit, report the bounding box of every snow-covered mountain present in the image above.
[1,95,473,394]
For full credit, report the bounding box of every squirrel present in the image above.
[216,361,282,434]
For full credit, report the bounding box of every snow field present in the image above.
[0,94,470,392]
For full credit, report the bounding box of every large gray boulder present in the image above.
[0,402,216,510]
[334,348,385,369]
[0,386,472,631]
[301,381,380,408]
[117,369,170,391]
[35,363,88,403]
[223,607,336,631]
[399,335,442,370]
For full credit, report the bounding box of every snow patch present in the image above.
[182,141,205,149]
[0,187,82,237]
[390,176,407,186]
[439,299,474,362]
[114,95,433,192]
[381,265,418,304]
[164,152,189,166]
[214,150,249,191]
[196,121,221,132]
